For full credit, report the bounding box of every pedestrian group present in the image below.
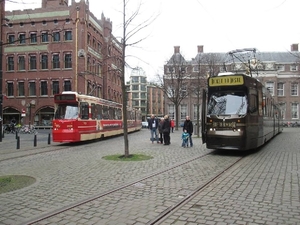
[148,114,193,147]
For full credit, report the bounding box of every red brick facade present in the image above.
[1,0,122,127]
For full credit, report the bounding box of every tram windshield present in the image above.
[54,104,79,119]
[207,91,247,116]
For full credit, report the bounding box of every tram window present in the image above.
[102,106,109,119]
[80,102,89,119]
[116,108,122,120]
[55,105,66,119]
[109,107,114,120]
[65,105,78,119]
[91,103,96,119]
[96,104,102,119]
[249,94,258,114]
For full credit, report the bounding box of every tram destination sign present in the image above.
[209,75,244,87]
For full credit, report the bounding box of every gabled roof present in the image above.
[191,51,300,65]
[167,53,187,65]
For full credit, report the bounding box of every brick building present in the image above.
[147,83,164,119]
[164,45,300,126]
[1,0,122,127]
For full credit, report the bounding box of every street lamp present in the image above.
[26,100,35,129]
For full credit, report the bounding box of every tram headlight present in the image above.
[232,128,241,132]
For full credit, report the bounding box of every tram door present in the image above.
[201,89,207,144]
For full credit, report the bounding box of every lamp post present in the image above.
[26,101,35,129]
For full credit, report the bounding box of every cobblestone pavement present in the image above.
[0,128,299,225]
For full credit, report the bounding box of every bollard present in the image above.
[15,131,18,139]
[16,136,20,149]
[2,130,4,138]
[34,134,37,147]
[48,133,51,145]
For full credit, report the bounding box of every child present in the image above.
[181,129,190,147]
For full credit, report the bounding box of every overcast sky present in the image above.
[6,0,300,80]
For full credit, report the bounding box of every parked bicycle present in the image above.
[3,123,16,134]
[19,125,37,134]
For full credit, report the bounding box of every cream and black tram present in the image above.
[201,72,283,151]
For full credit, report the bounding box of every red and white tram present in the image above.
[52,91,142,143]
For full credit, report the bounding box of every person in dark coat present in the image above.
[148,114,159,143]
[162,115,171,145]
[158,118,164,144]
[183,116,193,147]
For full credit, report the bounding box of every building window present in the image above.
[19,33,26,44]
[29,55,37,70]
[7,82,14,96]
[265,82,274,96]
[97,86,102,98]
[7,56,14,71]
[181,85,187,97]
[18,56,25,70]
[132,93,139,98]
[29,81,36,96]
[180,104,187,120]
[53,31,60,42]
[277,83,284,96]
[87,33,90,45]
[291,83,298,96]
[290,65,298,71]
[30,33,37,43]
[132,76,139,83]
[52,81,59,95]
[194,104,200,120]
[64,53,72,68]
[291,103,299,119]
[41,54,48,69]
[276,65,285,71]
[132,85,139,91]
[8,34,15,44]
[18,81,25,96]
[168,104,175,119]
[193,66,200,72]
[41,32,49,42]
[54,19,58,24]
[52,54,60,69]
[40,81,48,96]
[64,80,71,91]
[64,30,72,41]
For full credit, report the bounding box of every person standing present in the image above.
[158,118,164,144]
[183,116,193,147]
[181,129,190,147]
[170,119,175,133]
[148,114,159,144]
[162,115,171,145]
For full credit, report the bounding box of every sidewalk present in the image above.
[0,129,60,160]
[0,129,299,225]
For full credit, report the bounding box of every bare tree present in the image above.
[157,54,190,130]
[120,0,158,157]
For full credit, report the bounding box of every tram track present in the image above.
[21,150,246,225]
[148,154,244,225]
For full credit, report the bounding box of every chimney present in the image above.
[291,43,298,52]
[197,45,204,53]
[174,46,180,54]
